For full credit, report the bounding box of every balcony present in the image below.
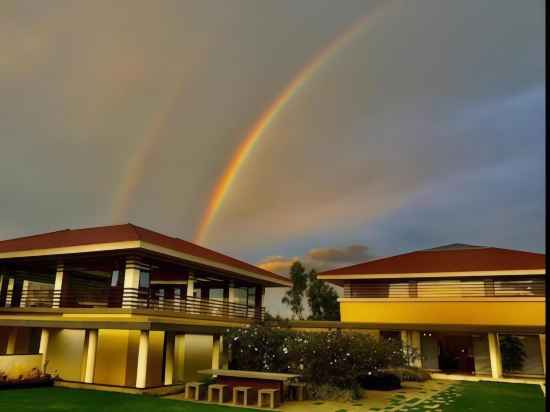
[2,287,265,322]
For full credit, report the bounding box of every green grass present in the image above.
[413,381,545,412]
[0,387,257,412]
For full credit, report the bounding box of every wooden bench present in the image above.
[208,383,230,403]
[233,386,253,406]
[258,388,280,409]
[185,382,205,401]
[288,382,306,401]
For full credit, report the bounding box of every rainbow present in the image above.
[194,5,391,244]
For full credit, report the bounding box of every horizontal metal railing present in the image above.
[3,287,264,321]
[344,279,546,299]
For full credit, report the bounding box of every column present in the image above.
[52,263,64,308]
[84,329,98,383]
[539,334,546,374]
[5,277,15,307]
[212,334,221,370]
[6,327,17,354]
[164,332,175,385]
[186,274,195,314]
[410,331,422,368]
[80,330,90,382]
[488,332,503,379]
[136,330,150,388]
[39,329,50,371]
[255,286,263,320]
[0,273,4,306]
[122,258,141,308]
[20,280,29,308]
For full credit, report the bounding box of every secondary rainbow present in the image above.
[194,6,391,244]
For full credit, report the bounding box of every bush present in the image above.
[383,367,431,382]
[357,371,401,391]
[306,383,365,402]
[225,326,407,389]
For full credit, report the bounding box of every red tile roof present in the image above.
[0,224,290,286]
[318,244,545,277]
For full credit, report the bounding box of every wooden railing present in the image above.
[3,287,264,321]
[344,279,546,299]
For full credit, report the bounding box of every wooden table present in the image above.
[198,369,300,404]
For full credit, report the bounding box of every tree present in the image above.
[500,335,527,372]
[306,269,340,321]
[282,261,308,319]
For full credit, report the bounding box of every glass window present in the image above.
[139,271,150,288]
[111,270,120,287]
[247,287,256,307]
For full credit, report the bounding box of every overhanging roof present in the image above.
[317,244,545,284]
[0,224,291,287]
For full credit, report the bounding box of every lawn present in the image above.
[0,387,256,412]
[410,381,545,412]
[0,382,545,411]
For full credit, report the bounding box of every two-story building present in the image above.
[317,244,545,380]
[0,224,290,390]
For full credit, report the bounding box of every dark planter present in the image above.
[357,371,401,391]
[0,375,54,390]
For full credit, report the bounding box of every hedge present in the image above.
[224,326,411,388]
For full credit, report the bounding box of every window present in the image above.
[111,270,120,287]
[139,271,150,288]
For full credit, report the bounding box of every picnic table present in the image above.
[198,369,300,404]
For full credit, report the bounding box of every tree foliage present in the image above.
[282,261,309,319]
[306,269,340,321]
[500,335,527,372]
[282,261,340,321]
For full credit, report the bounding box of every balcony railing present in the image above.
[3,287,264,321]
[344,279,546,299]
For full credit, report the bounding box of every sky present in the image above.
[0,1,545,317]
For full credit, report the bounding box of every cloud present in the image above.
[258,244,372,275]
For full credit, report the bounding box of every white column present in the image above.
[164,333,175,385]
[80,330,90,382]
[84,329,98,383]
[136,330,149,388]
[52,264,64,308]
[212,334,221,370]
[488,332,503,379]
[539,334,546,374]
[410,331,422,368]
[20,280,29,308]
[39,329,50,371]
[5,277,15,307]
[6,327,17,354]
[186,275,195,314]
[122,258,141,308]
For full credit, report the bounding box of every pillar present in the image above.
[80,330,90,382]
[84,329,98,383]
[212,334,221,370]
[186,275,195,314]
[6,327,17,354]
[20,280,29,308]
[52,263,64,308]
[122,258,141,308]
[0,274,4,306]
[488,332,502,379]
[5,277,15,307]
[136,330,149,388]
[39,329,50,371]
[539,334,546,374]
[410,331,422,368]
[164,332,175,385]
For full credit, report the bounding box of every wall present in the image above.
[0,354,42,379]
[95,329,132,386]
[174,335,213,383]
[340,300,545,327]
[47,329,86,381]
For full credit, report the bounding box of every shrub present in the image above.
[306,383,365,402]
[383,366,431,382]
[357,371,401,390]
[225,326,407,389]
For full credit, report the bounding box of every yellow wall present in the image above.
[95,329,132,386]
[340,300,545,327]
[146,331,164,387]
[48,329,86,381]
[174,335,213,383]
[0,354,42,379]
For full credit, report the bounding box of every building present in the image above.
[0,224,290,389]
[317,244,545,380]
